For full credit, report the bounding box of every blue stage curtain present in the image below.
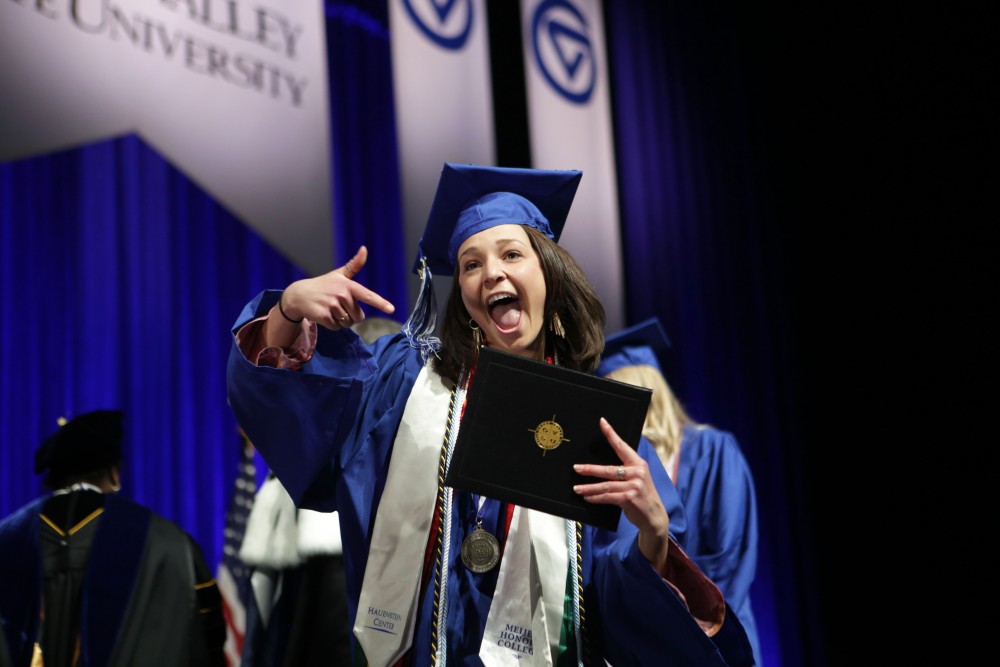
[0,135,306,566]
[326,0,408,298]
[605,2,821,666]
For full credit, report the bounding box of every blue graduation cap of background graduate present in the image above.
[597,317,672,377]
[403,162,583,355]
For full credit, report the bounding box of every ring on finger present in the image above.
[615,466,626,481]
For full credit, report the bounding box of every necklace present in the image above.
[460,494,500,573]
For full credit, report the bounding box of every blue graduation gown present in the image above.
[674,425,762,665]
[227,290,754,667]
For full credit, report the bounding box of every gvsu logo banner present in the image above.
[400,0,475,50]
[0,0,334,276]
[529,0,596,104]
[522,0,625,331]
[389,0,495,306]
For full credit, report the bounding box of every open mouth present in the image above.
[487,293,522,332]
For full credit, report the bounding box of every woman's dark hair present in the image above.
[433,225,606,382]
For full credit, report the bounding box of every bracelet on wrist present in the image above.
[277,294,303,324]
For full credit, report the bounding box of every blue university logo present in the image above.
[402,0,475,50]
[530,0,596,104]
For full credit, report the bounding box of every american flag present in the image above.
[217,430,257,667]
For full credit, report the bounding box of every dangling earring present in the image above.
[550,312,566,338]
[469,318,483,347]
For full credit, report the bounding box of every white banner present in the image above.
[389,0,495,304]
[520,0,625,331]
[0,0,333,276]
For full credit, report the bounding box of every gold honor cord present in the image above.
[39,507,104,536]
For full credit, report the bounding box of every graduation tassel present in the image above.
[402,256,442,361]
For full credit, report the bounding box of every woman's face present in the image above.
[456,223,547,360]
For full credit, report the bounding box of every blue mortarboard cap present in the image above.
[412,163,583,275]
[597,318,672,376]
[403,163,583,358]
[34,409,124,475]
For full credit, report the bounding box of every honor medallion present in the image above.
[461,526,500,573]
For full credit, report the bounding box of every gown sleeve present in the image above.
[225,289,413,512]
[640,436,687,542]
[675,426,761,661]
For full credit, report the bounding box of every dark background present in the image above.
[596,3,990,665]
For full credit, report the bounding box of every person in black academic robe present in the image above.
[0,410,226,667]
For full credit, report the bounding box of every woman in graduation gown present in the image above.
[599,319,763,665]
[226,163,755,667]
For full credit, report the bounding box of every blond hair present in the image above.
[605,364,695,466]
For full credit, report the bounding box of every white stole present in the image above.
[480,507,569,666]
[353,364,451,667]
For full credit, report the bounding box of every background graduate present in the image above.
[599,319,762,664]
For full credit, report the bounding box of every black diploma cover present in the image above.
[444,347,652,531]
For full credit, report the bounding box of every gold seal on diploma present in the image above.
[529,415,569,453]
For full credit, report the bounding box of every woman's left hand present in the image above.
[573,417,670,574]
